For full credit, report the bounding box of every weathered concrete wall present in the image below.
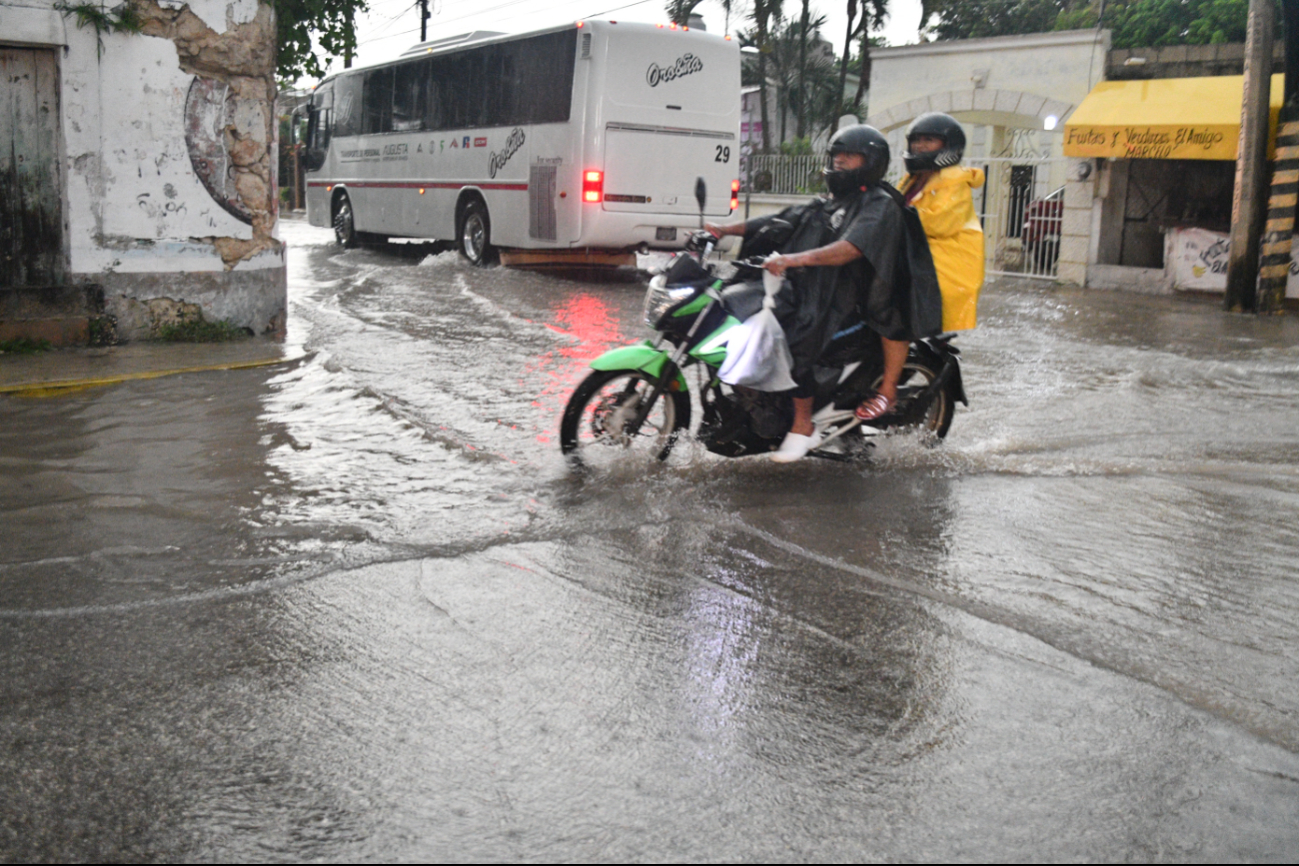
[6,0,285,342]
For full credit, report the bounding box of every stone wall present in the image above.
[6,0,285,343]
[1106,41,1283,81]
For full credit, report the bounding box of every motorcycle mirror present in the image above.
[694,177,706,227]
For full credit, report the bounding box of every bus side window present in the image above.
[483,44,515,129]
[308,83,332,150]
[363,67,394,134]
[514,29,576,125]
[333,75,362,137]
[392,60,427,132]
[455,51,488,129]
[430,57,469,130]
[423,62,445,132]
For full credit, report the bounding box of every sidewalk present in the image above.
[0,338,308,397]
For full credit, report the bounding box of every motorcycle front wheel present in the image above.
[560,369,691,464]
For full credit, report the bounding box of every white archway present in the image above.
[866,88,1076,134]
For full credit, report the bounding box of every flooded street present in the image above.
[3,219,1299,860]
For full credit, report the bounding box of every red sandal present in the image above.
[854,392,895,422]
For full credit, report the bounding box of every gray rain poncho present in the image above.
[740,184,942,382]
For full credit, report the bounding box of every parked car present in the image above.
[1022,187,1064,272]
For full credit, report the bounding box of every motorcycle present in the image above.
[559,199,966,466]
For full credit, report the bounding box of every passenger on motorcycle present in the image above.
[706,124,936,462]
[897,112,985,333]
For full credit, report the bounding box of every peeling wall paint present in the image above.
[4,0,285,339]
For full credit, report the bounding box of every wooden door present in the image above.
[1,47,63,287]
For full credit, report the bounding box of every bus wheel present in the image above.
[333,193,358,248]
[459,200,496,266]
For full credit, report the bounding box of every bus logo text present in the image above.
[489,128,526,178]
[646,53,703,87]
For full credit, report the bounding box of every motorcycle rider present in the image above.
[706,124,938,462]
[896,112,985,334]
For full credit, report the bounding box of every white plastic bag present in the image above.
[718,265,797,392]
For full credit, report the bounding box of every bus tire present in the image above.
[333,192,358,248]
[459,199,497,266]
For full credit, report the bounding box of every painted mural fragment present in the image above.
[184,76,253,224]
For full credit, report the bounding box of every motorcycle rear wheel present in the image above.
[871,359,955,440]
[560,369,691,463]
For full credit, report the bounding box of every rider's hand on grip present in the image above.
[685,230,716,252]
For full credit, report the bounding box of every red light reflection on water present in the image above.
[525,294,626,445]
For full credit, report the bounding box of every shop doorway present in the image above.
[1,46,64,288]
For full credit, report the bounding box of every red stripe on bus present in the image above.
[307,181,529,191]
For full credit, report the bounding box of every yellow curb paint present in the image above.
[0,355,297,397]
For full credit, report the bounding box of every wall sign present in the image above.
[1064,125,1236,160]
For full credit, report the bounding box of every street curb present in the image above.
[0,353,311,397]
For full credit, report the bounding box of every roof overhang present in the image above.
[1063,74,1283,160]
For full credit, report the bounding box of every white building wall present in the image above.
[6,0,285,339]
[867,30,1111,286]
[867,30,1108,136]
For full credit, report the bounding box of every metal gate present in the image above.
[976,156,1068,280]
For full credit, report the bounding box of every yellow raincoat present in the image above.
[899,166,985,331]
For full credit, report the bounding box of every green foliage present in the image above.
[922,0,1072,41]
[921,0,1253,48]
[1101,0,1252,47]
[274,0,370,84]
[779,136,816,154]
[54,1,144,56]
[88,316,117,347]
[0,337,53,355]
[154,318,251,343]
[665,0,704,26]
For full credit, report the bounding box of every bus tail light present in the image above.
[730,179,740,211]
[583,170,603,203]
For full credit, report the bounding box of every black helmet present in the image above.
[903,112,966,173]
[824,124,890,197]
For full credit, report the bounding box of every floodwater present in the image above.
[3,219,1299,861]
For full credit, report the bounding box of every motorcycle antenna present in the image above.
[695,177,706,229]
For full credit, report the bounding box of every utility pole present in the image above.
[419,0,430,42]
[1257,0,1299,315]
[1225,0,1275,312]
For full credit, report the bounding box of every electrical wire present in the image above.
[364,1,420,42]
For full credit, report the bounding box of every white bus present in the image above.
[300,21,742,265]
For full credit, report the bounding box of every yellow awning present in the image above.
[1063,74,1284,160]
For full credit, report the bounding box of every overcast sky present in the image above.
[327,0,926,79]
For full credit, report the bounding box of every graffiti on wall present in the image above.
[184,77,254,225]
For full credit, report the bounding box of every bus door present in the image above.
[303,81,333,228]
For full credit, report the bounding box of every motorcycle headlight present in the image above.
[643,277,696,329]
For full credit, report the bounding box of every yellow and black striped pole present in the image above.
[1258,113,1299,313]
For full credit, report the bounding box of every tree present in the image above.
[665,0,705,25]
[919,0,1071,41]
[748,0,786,152]
[918,0,1252,49]
[1076,0,1251,48]
[275,0,370,83]
[755,14,843,145]
[852,32,888,112]
[839,0,886,115]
